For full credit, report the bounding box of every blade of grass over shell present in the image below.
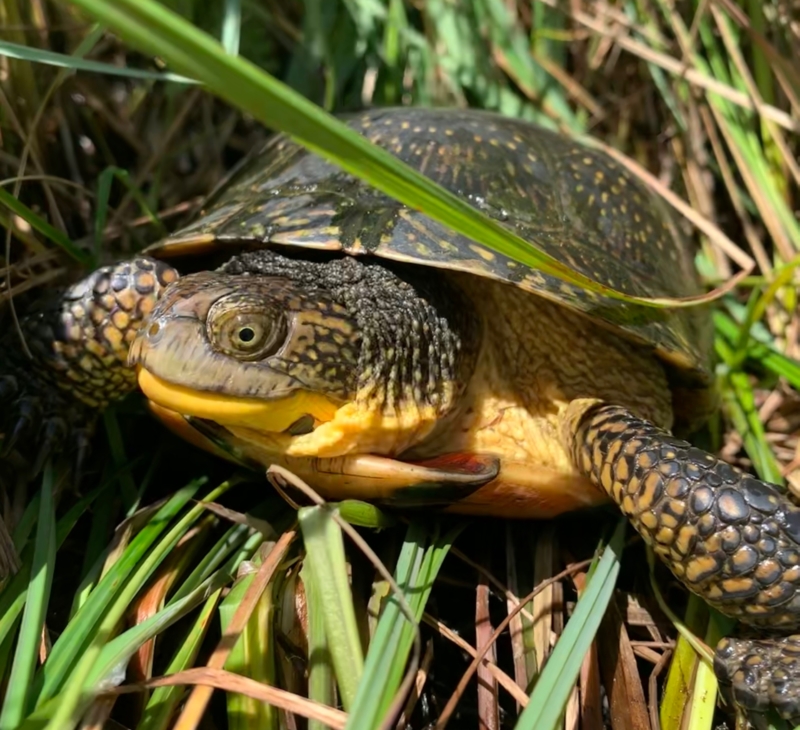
[0,463,56,730]
[515,518,625,730]
[62,0,723,309]
[0,40,197,83]
[346,521,464,729]
[299,506,363,712]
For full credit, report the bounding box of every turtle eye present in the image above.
[207,305,286,361]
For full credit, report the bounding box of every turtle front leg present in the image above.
[562,401,800,727]
[1,256,178,474]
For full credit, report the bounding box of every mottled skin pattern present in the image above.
[572,405,800,727]
[0,108,795,725]
[0,257,177,470]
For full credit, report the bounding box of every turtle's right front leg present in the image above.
[1,256,179,474]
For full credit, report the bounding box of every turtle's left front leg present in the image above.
[561,400,800,727]
[1,256,179,474]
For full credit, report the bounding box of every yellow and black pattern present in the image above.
[151,107,713,389]
[21,256,178,408]
[573,403,800,625]
[1,256,179,469]
[572,403,800,724]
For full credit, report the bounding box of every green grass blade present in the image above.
[0,487,101,660]
[714,308,800,389]
[302,560,335,730]
[515,518,626,730]
[32,479,207,706]
[221,0,242,56]
[139,588,224,730]
[62,0,700,309]
[0,187,90,265]
[35,479,235,724]
[299,505,364,711]
[659,596,709,730]
[0,464,56,729]
[32,569,233,730]
[346,521,465,729]
[220,548,278,730]
[0,39,196,82]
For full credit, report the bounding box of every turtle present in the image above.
[3,106,800,727]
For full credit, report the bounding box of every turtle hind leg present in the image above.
[561,400,800,725]
[0,256,179,477]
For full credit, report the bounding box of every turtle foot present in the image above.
[715,634,800,728]
[0,255,180,480]
[0,365,94,480]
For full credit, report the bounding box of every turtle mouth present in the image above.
[136,367,338,435]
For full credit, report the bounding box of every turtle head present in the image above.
[129,251,480,461]
[130,271,358,437]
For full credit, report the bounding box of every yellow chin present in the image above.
[136,368,340,433]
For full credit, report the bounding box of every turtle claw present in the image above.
[2,397,41,458]
[715,635,800,728]
[71,428,93,486]
[31,416,68,477]
[0,375,18,403]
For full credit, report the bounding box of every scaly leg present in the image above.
[564,401,800,727]
[1,257,178,475]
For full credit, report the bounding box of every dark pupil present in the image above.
[238,327,256,343]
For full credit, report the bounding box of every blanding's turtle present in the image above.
[3,107,798,726]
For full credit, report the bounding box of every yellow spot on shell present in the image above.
[469,245,496,262]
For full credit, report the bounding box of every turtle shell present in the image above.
[148,107,714,390]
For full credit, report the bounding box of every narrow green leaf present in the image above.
[347,521,464,729]
[516,519,626,730]
[659,596,709,730]
[32,479,206,706]
[221,0,242,56]
[0,464,56,729]
[139,589,224,730]
[31,569,233,730]
[302,561,335,730]
[0,39,196,83]
[0,188,90,265]
[299,506,363,711]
